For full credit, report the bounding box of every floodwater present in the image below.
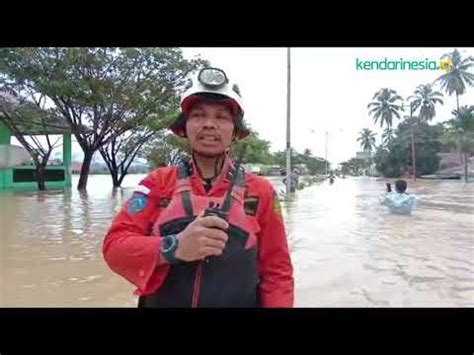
[1,174,473,307]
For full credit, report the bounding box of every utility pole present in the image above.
[410,102,416,182]
[285,48,292,196]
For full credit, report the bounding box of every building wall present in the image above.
[0,122,13,188]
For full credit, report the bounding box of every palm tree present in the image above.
[367,88,404,128]
[405,84,444,180]
[444,105,474,182]
[410,84,444,122]
[357,128,377,153]
[357,128,376,175]
[435,49,474,110]
[381,127,396,147]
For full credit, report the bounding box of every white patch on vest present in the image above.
[134,184,150,195]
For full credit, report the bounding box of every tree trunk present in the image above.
[36,165,46,191]
[117,171,127,187]
[78,151,93,190]
[111,169,120,188]
[411,126,416,181]
[456,92,459,111]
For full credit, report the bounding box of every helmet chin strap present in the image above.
[192,151,227,182]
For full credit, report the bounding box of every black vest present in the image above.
[138,162,259,308]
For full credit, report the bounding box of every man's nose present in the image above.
[202,116,217,128]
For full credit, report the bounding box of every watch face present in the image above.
[162,236,175,253]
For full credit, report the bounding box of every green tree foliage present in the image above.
[145,133,191,168]
[443,105,474,182]
[0,47,207,189]
[373,120,443,177]
[229,130,275,164]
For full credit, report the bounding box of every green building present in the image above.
[0,121,72,190]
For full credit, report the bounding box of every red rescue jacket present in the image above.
[103,156,294,307]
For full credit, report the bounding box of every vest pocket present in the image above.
[159,216,195,236]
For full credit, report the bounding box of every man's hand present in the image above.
[174,212,229,262]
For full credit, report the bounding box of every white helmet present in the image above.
[169,67,249,140]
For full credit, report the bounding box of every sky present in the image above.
[181,47,474,165]
[10,47,474,166]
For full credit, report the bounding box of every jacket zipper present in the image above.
[191,262,203,308]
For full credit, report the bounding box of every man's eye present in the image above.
[191,111,204,118]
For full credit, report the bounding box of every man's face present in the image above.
[185,101,235,157]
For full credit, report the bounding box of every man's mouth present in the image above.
[198,134,220,143]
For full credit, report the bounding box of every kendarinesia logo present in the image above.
[356,57,452,71]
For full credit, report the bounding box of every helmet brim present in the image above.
[170,94,250,140]
[181,94,241,118]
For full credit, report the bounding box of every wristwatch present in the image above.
[160,234,180,264]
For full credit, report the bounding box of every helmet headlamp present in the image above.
[198,67,228,88]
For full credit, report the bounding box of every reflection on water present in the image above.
[1,175,473,307]
[0,175,140,307]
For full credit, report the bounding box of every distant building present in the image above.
[71,162,82,174]
[0,105,72,190]
[294,164,308,175]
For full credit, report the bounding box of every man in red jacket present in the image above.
[103,67,294,307]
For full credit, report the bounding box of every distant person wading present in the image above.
[379,179,418,215]
[283,169,299,193]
